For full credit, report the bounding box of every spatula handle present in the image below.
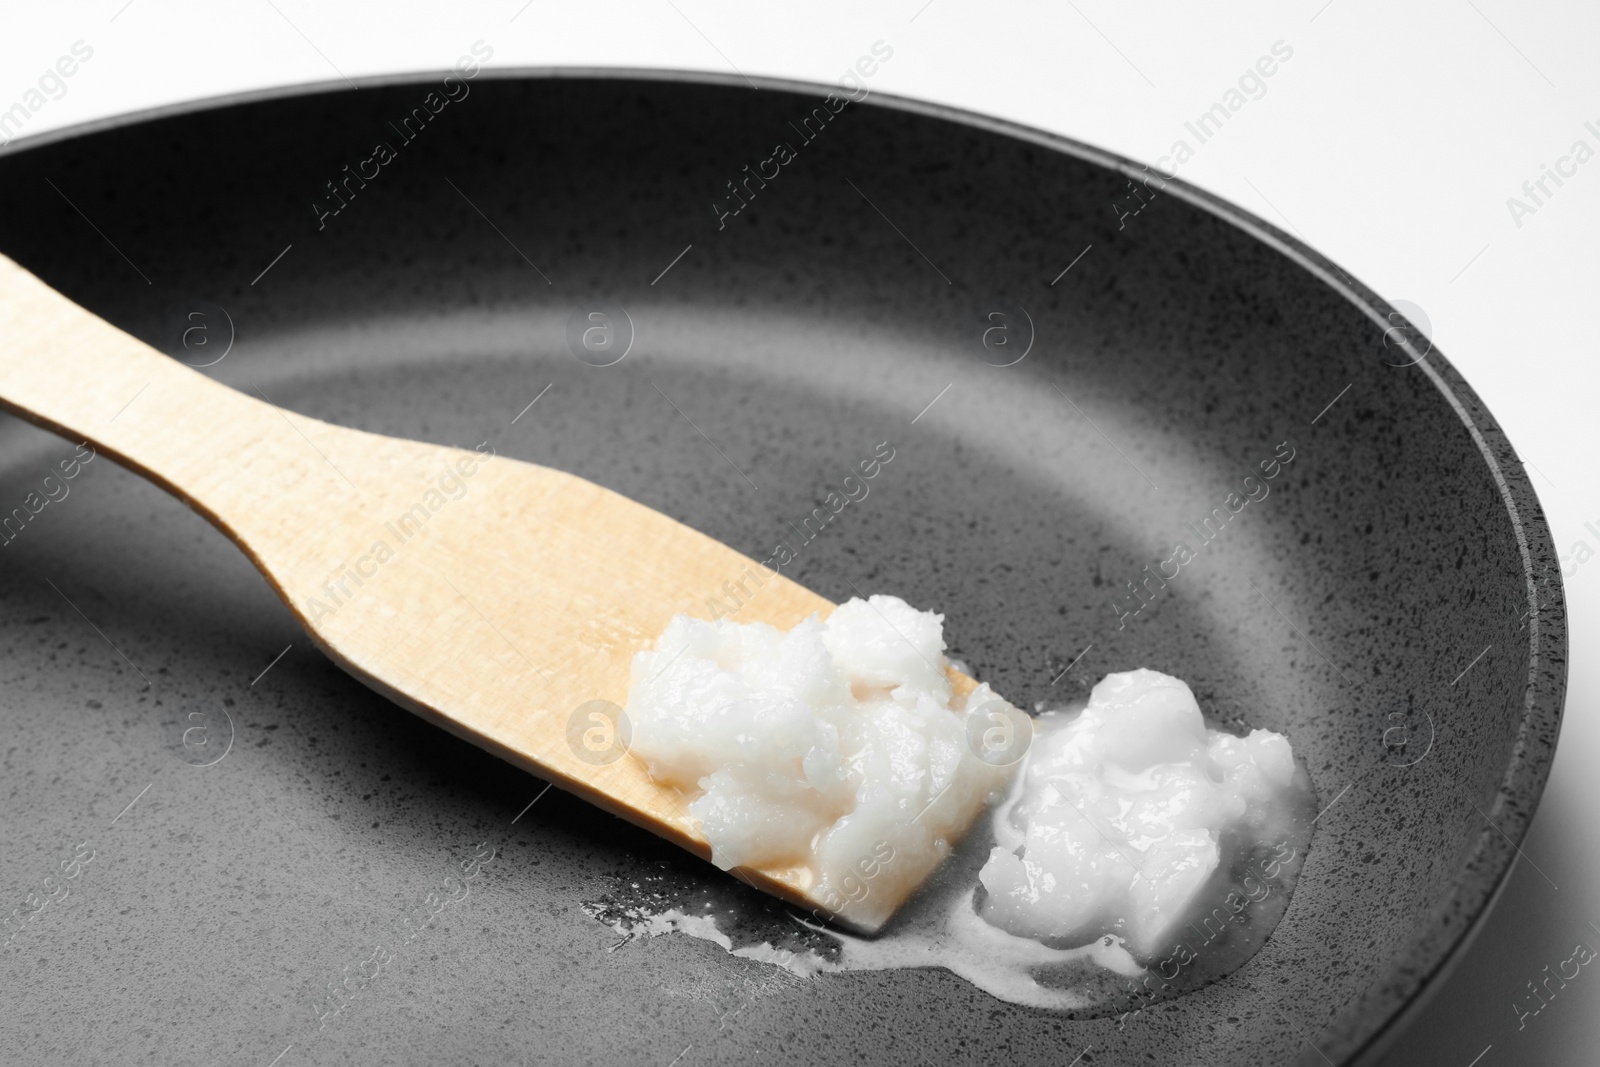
[0,254,348,537]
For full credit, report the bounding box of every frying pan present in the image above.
[0,71,1564,1066]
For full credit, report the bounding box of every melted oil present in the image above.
[584,706,1316,1016]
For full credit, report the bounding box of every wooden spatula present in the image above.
[0,254,975,932]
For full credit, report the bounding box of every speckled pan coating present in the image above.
[0,73,1564,1067]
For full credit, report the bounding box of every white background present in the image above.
[2,2,1595,1063]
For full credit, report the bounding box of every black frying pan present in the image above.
[0,71,1564,1066]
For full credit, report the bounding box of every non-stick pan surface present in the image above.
[0,72,1565,1066]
